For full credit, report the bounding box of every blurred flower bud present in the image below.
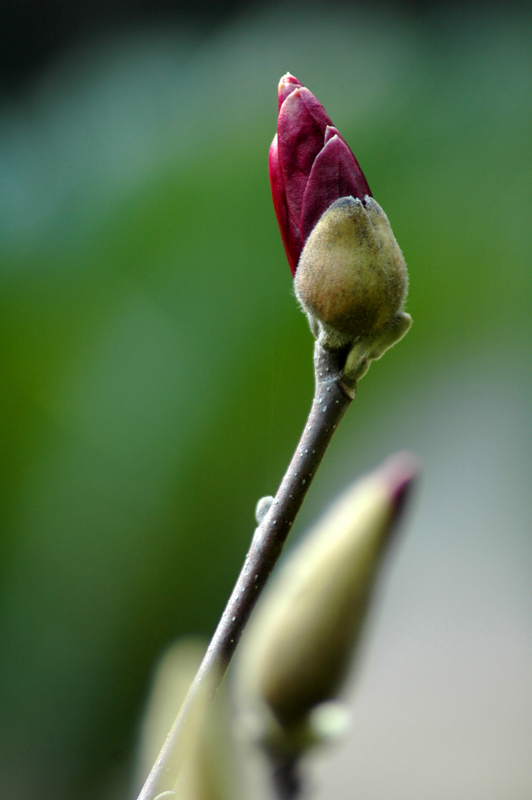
[269,73,371,276]
[136,638,238,800]
[237,454,418,758]
[295,196,409,347]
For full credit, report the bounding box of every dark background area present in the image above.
[1,0,527,93]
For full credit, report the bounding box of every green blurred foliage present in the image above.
[0,5,531,799]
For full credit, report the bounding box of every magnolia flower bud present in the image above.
[269,74,411,368]
[237,454,419,758]
[295,196,408,345]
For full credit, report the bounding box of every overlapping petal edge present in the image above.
[269,74,371,275]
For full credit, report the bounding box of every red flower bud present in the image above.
[269,74,372,276]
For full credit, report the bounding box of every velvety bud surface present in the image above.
[270,74,371,275]
[237,454,418,751]
[295,196,408,339]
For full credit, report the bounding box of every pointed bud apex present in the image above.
[278,73,302,108]
[237,454,419,758]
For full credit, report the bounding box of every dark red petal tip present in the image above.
[300,134,372,240]
[278,73,303,109]
[380,452,421,519]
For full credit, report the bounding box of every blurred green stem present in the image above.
[136,343,354,800]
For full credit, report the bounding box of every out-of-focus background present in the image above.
[1,1,531,798]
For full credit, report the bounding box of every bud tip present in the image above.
[379,452,420,517]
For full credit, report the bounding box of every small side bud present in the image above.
[237,454,419,760]
[294,196,408,349]
[256,495,275,525]
[343,310,412,385]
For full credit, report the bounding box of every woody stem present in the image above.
[270,755,302,800]
[136,342,354,800]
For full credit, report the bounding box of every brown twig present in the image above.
[136,342,354,800]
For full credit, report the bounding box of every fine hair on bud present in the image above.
[294,196,408,342]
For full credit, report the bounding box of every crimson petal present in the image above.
[277,87,333,239]
[269,134,303,275]
[300,133,372,241]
